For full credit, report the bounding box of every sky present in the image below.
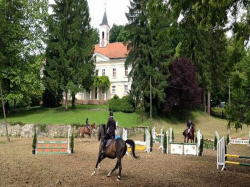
[49,0,131,29]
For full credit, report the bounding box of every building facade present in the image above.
[75,11,131,104]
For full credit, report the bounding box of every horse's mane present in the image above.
[100,124,106,134]
[98,124,107,141]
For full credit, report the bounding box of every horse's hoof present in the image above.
[116,178,120,182]
[91,172,95,176]
[107,172,111,177]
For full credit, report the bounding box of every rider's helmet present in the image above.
[109,111,113,117]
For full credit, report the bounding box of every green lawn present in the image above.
[1,105,249,140]
[0,104,144,128]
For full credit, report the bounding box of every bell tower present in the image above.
[99,9,110,48]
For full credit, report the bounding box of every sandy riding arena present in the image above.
[0,137,249,187]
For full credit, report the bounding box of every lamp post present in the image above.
[150,75,152,120]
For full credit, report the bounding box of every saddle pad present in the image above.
[106,139,113,147]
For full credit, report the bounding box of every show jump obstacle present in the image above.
[229,131,250,145]
[217,136,250,170]
[203,131,219,149]
[126,128,150,153]
[36,129,71,154]
[167,128,202,156]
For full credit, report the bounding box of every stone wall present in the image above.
[0,123,148,138]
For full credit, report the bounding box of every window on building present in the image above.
[113,68,116,78]
[124,85,128,93]
[125,68,128,76]
[102,32,104,39]
[112,86,116,94]
[102,69,105,76]
[96,69,99,76]
[102,86,105,94]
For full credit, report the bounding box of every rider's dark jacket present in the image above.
[106,116,116,138]
[187,121,193,129]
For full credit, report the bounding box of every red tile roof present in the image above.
[94,42,128,59]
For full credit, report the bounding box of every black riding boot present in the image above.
[101,140,107,154]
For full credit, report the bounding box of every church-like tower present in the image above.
[99,11,110,48]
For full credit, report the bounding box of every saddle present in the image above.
[105,139,113,147]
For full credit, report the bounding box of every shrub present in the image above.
[144,129,146,142]
[70,131,74,152]
[42,88,63,108]
[163,130,167,150]
[214,135,218,150]
[30,91,43,107]
[226,134,229,145]
[120,95,135,113]
[39,124,47,133]
[108,95,121,112]
[150,128,153,149]
[199,136,204,156]
[32,127,37,150]
[172,129,175,142]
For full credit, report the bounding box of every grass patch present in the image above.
[0,141,7,144]
[0,104,142,128]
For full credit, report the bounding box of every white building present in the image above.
[75,11,132,104]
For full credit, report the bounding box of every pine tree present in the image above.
[125,0,174,114]
[44,0,95,109]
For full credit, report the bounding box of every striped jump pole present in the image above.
[36,129,71,155]
[225,154,250,166]
[217,136,250,170]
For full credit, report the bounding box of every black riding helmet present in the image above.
[109,111,113,117]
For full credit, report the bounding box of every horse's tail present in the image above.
[183,129,186,136]
[125,139,138,159]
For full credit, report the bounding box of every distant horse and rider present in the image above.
[78,122,96,140]
[91,111,138,181]
[183,118,196,143]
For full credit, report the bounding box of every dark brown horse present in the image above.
[183,123,196,143]
[79,123,96,140]
[91,124,138,181]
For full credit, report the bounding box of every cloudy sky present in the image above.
[49,0,130,29]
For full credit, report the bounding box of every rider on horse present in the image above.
[187,118,193,134]
[86,118,90,132]
[101,111,116,153]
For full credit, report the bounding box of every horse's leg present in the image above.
[117,158,122,181]
[78,130,81,141]
[107,160,119,177]
[91,155,105,176]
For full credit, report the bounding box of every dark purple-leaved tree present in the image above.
[165,57,201,115]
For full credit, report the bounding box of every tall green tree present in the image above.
[168,0,229,115]
[125,0,175,115]
[125,0,150,111]
[0,0,47,106]
[44,0,95,109]
[226,49,250,131]
[225,1,250,131]
[0,0,48,141]
[110,24,129,43]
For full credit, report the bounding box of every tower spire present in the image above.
[99,2,110,47]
